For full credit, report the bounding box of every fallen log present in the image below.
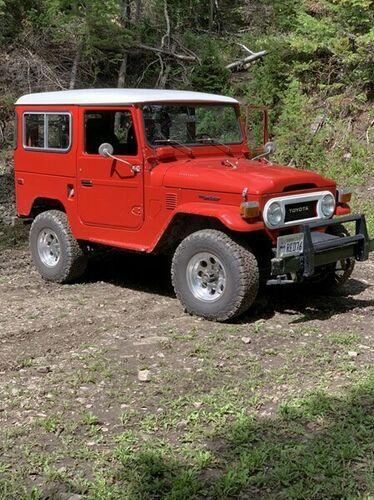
[226,43,267,71]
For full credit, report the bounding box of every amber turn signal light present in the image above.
[240,201,260,219]
[337,188,352,204]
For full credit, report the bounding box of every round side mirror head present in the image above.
[264,141,276,156]
[98,143,114,157]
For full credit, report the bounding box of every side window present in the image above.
[47,114,70,149]
[23,112,71,151]
[85,110,137,156]
[24,113,45,148]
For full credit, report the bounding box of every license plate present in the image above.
[277,233,304,258]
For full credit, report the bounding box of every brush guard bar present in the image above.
[271,214,374,278]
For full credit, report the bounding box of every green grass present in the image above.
[1,374,372,499]
[327,332,360,347]
[117,380,372,499]
[349,199,374,234]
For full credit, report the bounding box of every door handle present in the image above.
[81,180,93,187]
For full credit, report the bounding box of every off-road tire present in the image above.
[308,223,355,290]
[171,229,259,321]
[30,210,87,283]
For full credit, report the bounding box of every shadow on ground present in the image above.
[112,380,373,498]
[2,233,372,323]
[86,250,175,297]
[85,250,373,324]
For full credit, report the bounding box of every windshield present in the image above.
[143,103,242,147]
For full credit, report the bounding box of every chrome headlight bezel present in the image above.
[266,201,283,227]
[319,193,335,218]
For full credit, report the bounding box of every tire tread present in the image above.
[30,210,87,283]
[171,229,259,321]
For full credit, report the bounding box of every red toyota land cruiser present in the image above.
[14,89,373,321]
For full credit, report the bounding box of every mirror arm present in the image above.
[251,151,268,161]
[104,152,141,173]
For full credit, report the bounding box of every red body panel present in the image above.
[14,102,342,253]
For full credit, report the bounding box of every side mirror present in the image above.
[251,141,276,161]
[263,141,276,156]
[98,143,114,157]
[97,142,141,174]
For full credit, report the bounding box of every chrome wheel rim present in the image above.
[186,252,226,302]
[37,229,61,267]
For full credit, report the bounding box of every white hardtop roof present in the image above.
[16,88,238,106]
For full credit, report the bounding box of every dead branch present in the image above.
[136,59,159,86]
[226,43,267,71]
[136,44,197,62]
[307,113,327,144]
[161,0,171,49]
[170,36,201,64]
[135,0,198,79]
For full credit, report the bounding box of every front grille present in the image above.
[284,200,316,222]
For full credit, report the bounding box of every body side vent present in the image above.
[165,193,178,210]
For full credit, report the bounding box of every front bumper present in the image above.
[271,214,374,278]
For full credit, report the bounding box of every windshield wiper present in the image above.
[195,136,233,155]
[154,139,193,157]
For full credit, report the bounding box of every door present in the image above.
[77,107,144,230]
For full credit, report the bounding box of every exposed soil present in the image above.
[1,241,373,373]
[0,223,373,498]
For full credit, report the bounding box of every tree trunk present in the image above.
[135,0,142,21]
[121,0,131,26]
[117,53,128,88]
[209,0,214,30]
[158,62,171,89]
[69,41,83,90]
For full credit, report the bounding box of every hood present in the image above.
[163,157,335,195]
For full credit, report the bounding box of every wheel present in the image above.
[308,224,355,290]
[30,210,87,283]
[171,229,259,321]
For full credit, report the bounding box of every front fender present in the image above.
[174,202,264,232]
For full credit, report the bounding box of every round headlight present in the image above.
[267,202,283,227]
[320,193,335,217]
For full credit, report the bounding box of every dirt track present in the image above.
[1,243,373,373]
[0,235,373,497]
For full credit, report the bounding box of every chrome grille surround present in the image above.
[263,190,335,229]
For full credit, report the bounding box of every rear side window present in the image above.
[23,112,71,151]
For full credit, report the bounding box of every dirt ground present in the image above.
[0,228,373,498]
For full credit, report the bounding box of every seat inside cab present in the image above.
[85,110,137,156]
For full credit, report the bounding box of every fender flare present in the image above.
[27,196,67,217]
[173,202,264,232]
